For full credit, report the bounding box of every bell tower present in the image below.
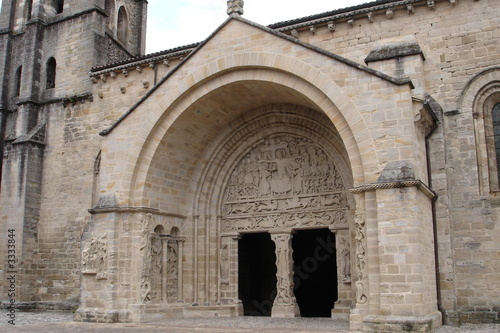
[0,0,147,309]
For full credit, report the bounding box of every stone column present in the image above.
[331,228,352,320]
[177,237,185,303]
[270,232,300,318]
[160,235,169,302]
[220,233,242,311]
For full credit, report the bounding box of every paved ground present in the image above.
[0,310,499,332]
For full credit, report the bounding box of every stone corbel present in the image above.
[449,0,457,4]
[163,59,170,67]
[291,29,299,38]
[136,66,142,73]
[347,18,354,26]
[427,0,436,10]
[412,96,437,137]
[122,68,128,77]
[407,4,414,14]
[100,74,107,82]
[91,76,98,84]
[327,21,336,31]
[309,25,316,35]
[386,9,394,19]
[367,12,374,23]
[109,71,116,79]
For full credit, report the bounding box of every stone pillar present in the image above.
[177,237,185,303]
[160,235,169,302]
[331,228,352,320]
[220,233,242,312]
[350,185,441,332]
[270,232,300,318]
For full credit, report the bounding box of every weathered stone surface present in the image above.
[1,1,499,332]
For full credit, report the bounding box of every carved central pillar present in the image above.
[270,232,300,318]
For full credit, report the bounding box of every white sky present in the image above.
[146,0,370,53]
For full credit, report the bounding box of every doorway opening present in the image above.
[238,232,277,316]
[292,228,338,317]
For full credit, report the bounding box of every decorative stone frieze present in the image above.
[354,211,367,304]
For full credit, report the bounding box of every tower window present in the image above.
[117,6,128,45]
[55,0,64,14]
[14,66,22,97]
[27,0,33,20]
[46,57,56,89]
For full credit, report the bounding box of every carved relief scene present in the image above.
[140,223,182,304]
[221,135,353,318]
[222,135,348,232]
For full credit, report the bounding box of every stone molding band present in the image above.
[349,180,436,199]
[88,206,187,219]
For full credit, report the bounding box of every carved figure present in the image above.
[221,136,348,232]
[220,244,229,282]
[272,234,296,305]
[82,234,108,280]
[354,212,367,304]
[339,237,351,283]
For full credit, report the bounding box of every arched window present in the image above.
[117,6,128,45]
[463,69,500,194]
[492,103,500,185]
[481,91,500,192]
[26,0,33,20]
[14,66,22,97]
[55,0,64,14]
[46,57,56,89]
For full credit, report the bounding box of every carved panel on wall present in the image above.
[271,233,297,306]
[82,234,108,280]
[222,136,347,231]
[354,211,368,304]
[166,241,179,302]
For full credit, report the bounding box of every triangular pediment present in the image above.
[100,14,411,136]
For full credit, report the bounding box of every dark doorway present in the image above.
[292,228,337,317]
[238,233,277,316]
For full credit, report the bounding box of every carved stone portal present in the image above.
[221,136,347,231]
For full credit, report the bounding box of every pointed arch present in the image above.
[117,6,128,45]
[46,57,57,89]
[14,66,22,97]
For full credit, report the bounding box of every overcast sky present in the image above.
[146,0,370,53]
[0,0,370,53]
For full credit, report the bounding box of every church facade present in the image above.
[1,0,499,331]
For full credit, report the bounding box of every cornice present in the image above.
[349,180,436,199]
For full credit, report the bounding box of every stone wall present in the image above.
[0,0,499,328]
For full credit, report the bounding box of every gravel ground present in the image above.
[0,310,499,332]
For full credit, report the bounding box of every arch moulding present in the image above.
[118,52,377,205]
